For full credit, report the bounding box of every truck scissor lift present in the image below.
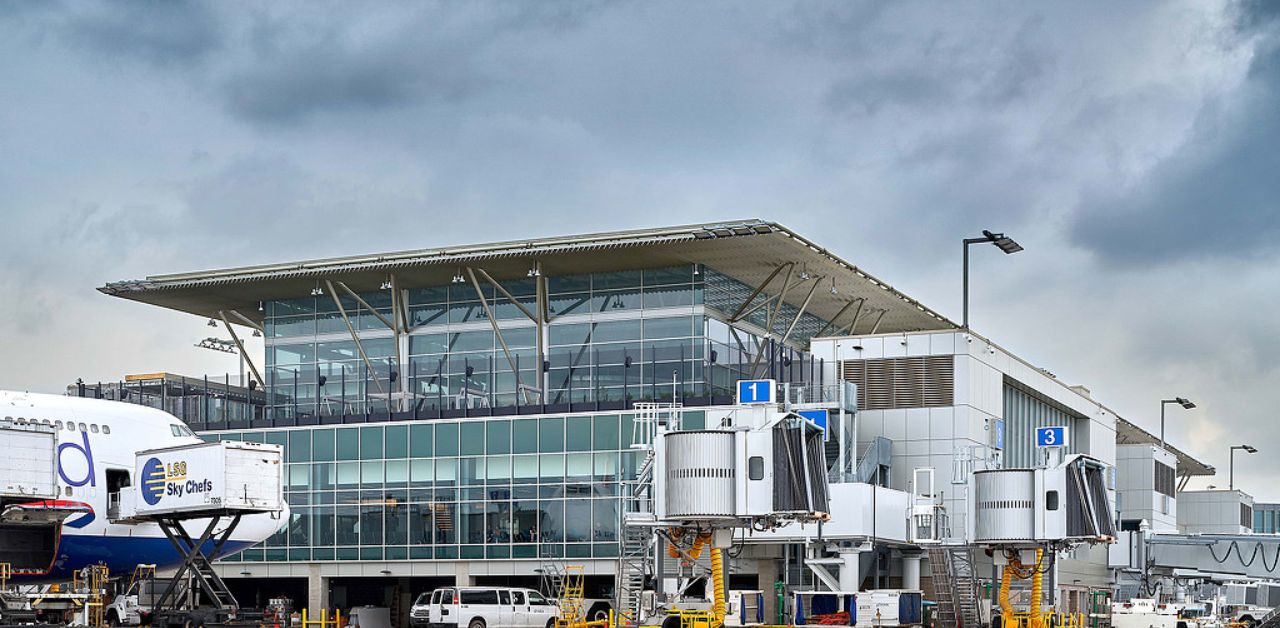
[113,441,285,628]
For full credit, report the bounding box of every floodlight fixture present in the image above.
[982,229,1024,254]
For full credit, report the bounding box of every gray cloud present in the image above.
[56,1,224,66]
[218,3,615,126]
[1069,0,1280,266]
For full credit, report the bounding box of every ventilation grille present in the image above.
[1154,461,1175,497]
[840,356,954,410]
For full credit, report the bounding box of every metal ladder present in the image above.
[556,566,587,628]
[927,546,982,628]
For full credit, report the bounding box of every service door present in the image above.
[496,590,515,628]
[510,591,530,627]
[432,589,451,626]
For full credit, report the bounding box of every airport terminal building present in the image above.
[97,220,1213,620]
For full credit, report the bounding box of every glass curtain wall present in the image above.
[255,265,833,425]
[203,411,706,563]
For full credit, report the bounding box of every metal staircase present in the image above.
[610,402,678,625]
[927,546,982,628]
[616,448,656,623]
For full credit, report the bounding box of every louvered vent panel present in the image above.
[840,355,955,410]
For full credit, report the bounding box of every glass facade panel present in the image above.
[204,409,706,563]
[256,264,831,419]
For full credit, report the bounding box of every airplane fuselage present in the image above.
[1,391,286,583]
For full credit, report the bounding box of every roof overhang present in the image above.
[100,219,958,333]
[1115,416,1216,477]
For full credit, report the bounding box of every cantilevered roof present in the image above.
[101,219,958,332]
[1115,416,1216,478]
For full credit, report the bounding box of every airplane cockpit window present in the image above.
[170,424,196,437]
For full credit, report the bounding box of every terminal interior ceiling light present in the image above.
[310,281,323,296]
[452,269,465,283]
[380,278,392,290]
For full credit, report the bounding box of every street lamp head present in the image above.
[1176,397,1196,409]
[1243,445,1258,454]
[982,229,1024,254]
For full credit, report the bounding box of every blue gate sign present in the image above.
[737,379,776,405]
[1035,426,1067,448]
[798,409,829,441]
[993,419,1005,450]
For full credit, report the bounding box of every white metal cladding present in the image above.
[973,469,1036,542]
[664,431,736,518]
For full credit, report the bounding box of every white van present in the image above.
[410,587,559,628]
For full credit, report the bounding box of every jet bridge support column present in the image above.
[307,565,329,617]
[837,548,862,592]
[902,552,923,591]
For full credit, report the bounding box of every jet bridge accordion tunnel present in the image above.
[972,454,1117,546]
[653,414,831,527]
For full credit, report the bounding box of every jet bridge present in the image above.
[1122,532,1280,583]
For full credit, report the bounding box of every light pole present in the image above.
[1230,444,1257,491]
[1159,397,1195,449]
[963,230,1023,329]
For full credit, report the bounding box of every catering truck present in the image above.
[118,440,284,519]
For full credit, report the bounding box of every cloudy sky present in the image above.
[1,1,1277,495]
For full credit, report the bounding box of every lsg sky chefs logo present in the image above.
[141,457,213,506]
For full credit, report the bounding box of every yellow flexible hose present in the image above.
[1030,549,1044,628]
[667,528,683,558]
[688,535,705,560]
[711,547,726,627]
[999,564,1015,623]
